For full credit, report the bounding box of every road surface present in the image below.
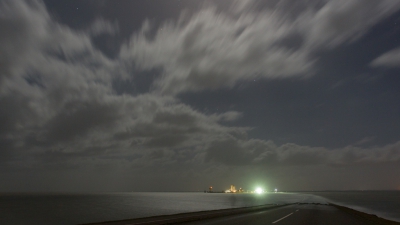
[185,204,379,225]
[85,203,399,225]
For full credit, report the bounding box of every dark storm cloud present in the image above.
[1,0,400,192]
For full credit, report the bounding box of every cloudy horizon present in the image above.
[1,0,400,192]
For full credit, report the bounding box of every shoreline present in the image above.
[81,203,400,225]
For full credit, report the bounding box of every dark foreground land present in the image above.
[82,203,400,225]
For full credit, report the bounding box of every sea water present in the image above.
[0,191,398,225]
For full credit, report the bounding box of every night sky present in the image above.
[1,0,400,192]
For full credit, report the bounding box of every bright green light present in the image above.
[255,187,263,194]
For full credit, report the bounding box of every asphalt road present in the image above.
[87,203,399,225]
[184,204,375,225]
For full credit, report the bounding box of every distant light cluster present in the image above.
[205,184,279,194]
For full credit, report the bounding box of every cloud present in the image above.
[121,7,313,95]
[1,0,400,191]
[0,1,131,163]
[353,136,376,146]
[302,0,400,48]
[205,138,400,167]
[0,0,246,169]
[0,0,252,177]
[120,0,400,95]
[370,48,400,68]
[210,111,243,122]
[0,0,118,88]
[88,18,119,36]
[0,0,49,83]
[1,0,399,167]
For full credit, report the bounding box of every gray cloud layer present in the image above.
[1,0,400,191]
[120,0,400,95]
[206,137,400,166]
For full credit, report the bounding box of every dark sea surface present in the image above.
[0,191,398,225]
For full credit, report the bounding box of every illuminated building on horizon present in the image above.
[224,185,247,193]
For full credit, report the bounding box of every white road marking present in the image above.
[296,210,299,212]
[272,213,293,224]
